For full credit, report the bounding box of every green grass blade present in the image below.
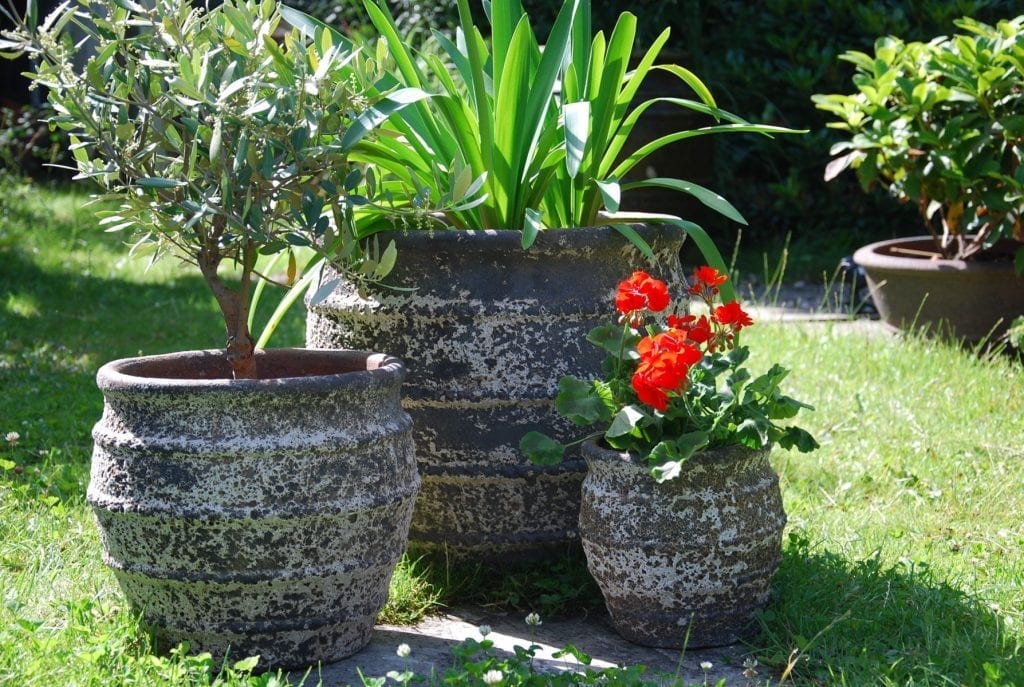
[456,0,494,189]
[489,0,525,87]
[568,0,592,99]
[493,17,535,226]
[363,0,424,88]
[254,257,322,349]
[611,223,656,262]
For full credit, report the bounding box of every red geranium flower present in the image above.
[636,330,694,359]
[631,335,702,411]
[616,271,670,315]
[668,313,714,344]
[688,265,728,296]
[632,369,671,411]
[713,300,754,330]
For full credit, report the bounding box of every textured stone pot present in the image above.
[88,348,419,668]
[579,439,786,649]
[854,235,1024,341]
[306,225,685,561]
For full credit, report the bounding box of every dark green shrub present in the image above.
[690,0,1021,260]
[0,103,71,180]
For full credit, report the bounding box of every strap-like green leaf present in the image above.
[621,177,748,225]
[564,101,590,179]
[340,87,432,152]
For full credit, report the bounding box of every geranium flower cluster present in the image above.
[520,265,817,480]
[616,268,753,412]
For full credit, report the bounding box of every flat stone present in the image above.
[301,607,758,685]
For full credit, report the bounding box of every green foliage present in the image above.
[687,0,1021,266]
[345,0,797,254]
[0,0,398,373]
[814,15,1024,260]
[521,271,817,481]
[359,633,698,685]
[3,183,1024,683]
[0,103,70,180]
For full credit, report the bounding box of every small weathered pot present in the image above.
[854,235,1024,341]
[306,225,686,562]
[88,348,419,668]
[579,439,786,649]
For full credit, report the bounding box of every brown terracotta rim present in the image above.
[96,348,405,390]
[854,236,1023,275]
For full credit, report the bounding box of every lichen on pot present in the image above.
[306,225,686,562]
[88,349,419,668]
[579,439,786,649]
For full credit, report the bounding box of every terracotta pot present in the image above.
[579,439,785,649]
[853,236,1024,341]
[88,348,419,668]
[306,225,686,562]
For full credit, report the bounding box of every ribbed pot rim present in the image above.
[581,437,767,469]
[96,348,405,393]
[363,223,683,254]
[853,235,1023,276]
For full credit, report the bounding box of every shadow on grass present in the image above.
[1,246,305,502]
[757,532,1021,685]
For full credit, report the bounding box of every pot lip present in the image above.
[580,437,768,467]
[365,223,684,252]
[853,235,1022,274]
[96,347,405,392]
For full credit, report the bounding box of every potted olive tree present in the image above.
[299,0,800,561]
[2,0,420,668]
[813,15,1024,341]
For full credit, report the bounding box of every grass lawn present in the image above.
[1,179,1022,685]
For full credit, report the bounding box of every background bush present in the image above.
[5,0,1021,274]
[338,0,1021,275]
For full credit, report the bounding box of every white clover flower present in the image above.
[525,612,541,627]
[478,624,492,637]
[700,661,713,671]
[396,643,411,658]
[5,432,20,446]
[482,669,503,685]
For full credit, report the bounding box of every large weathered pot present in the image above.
[88,348,419,668]
[306,225,685,561]
[854,235,1024,341]
[579,439,786,649]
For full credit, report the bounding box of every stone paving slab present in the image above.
[304,607,759,686]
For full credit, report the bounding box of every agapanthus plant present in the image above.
[521,268,819,481]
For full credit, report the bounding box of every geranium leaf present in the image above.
[735,416,769,448]
[606,405,646,438]
[651,459,682,482]
[778,426,820,453]
[519,431,566,466]
[586,324,639,358]
[555,377,613,425]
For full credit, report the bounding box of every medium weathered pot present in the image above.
[88,348,419,668]
[579,439,785,649]
[854,236,1024,341]
[306,225,686,561]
